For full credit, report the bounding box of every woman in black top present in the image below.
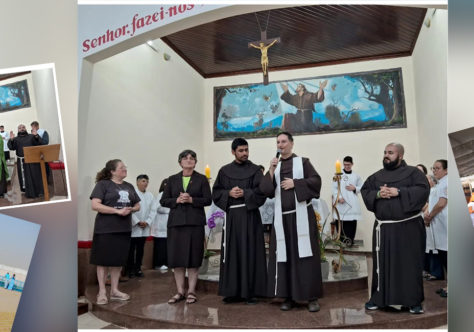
[160,150,212,304]
[90,159,140,305]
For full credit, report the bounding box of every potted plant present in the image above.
[199,210,223,274]
[316,211,348,277]
[316,211,330,279]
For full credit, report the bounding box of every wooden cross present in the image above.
[248,30,280,85]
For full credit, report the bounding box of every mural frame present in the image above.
[213,67,407,141]
[0,79,31,113]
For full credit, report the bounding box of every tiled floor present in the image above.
[83,266,447,329]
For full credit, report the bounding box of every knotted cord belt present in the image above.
[222,204,246,263]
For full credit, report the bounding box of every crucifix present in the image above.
[248,20,280,85]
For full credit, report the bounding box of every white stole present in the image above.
[274,156,313,262]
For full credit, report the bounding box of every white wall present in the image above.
[31,68,62,147]
[412,9,448,166]
[78,9,448,248]
[203,57,422,251]
[78,39,204,240]
[0,74,38,135]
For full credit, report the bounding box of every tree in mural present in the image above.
[357,71,403,124]
[325,104,343,127]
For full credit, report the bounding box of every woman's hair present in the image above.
[435,159,447,170]
[159,178,168,193]
[416,164,428,175]
[178,149,197,163]
[96,159,122,183]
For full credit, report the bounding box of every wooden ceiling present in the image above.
[161,5,427,78]
[450,128,474,178]
[0,71,30,82]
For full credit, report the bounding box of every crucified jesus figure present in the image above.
[249,39,278,76]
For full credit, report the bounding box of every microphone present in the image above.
[276,149,281,159]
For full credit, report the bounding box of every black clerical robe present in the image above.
[259,154,323,302]
[361,160,430,307]
[0,136,7,196]
[212,160,267,299]
[8,133,45,198]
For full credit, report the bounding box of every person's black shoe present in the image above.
[365,301,379,310]
[246,297,258,305]
[135,270,144,278]
[409,305,424,314]
[435,288,444,294]
[308,299,320,312]
[222,296,242,304]
[280,299,295,311]
[128,272,135,278]
[439,289,448,298]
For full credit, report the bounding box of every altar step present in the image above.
[86,269,447,329]
[197,252,368,295]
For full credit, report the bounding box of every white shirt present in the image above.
[150,192,170,238]
[0,131,8,151]
[131,189,156,237]
[332,171,363,221]
[468,201,474,227]
[425,187,438,253]
[311,198,331,238]
[429,175,448,251]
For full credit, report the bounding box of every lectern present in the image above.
[23,144,60,201]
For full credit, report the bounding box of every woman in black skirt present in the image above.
[90,159,140,305]
[160,150,212,304]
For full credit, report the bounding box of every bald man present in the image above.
[361,143,430,315]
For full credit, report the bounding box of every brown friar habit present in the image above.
[259,154,323,302]
[361,160,430,307]
[7,132,45,198]
[212,160,267,299]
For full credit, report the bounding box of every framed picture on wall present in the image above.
[0,79,31,113]
[213,68,407,141]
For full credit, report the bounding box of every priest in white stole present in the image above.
[260,131,323,312]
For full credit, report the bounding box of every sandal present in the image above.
[186,292,198,304]
[168,293,185,304]
[110,292,130,301]
[97,293,108,305]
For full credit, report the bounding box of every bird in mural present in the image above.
[270,103,280,113]
[263,92,273,102]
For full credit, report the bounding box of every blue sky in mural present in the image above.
[0,86,22,108]
[217,74,389,132]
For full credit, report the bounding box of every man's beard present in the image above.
[383,158,400,170]
[18,131,28,136]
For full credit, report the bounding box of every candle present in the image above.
[335,160,341,174]
[205,164,211,179]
